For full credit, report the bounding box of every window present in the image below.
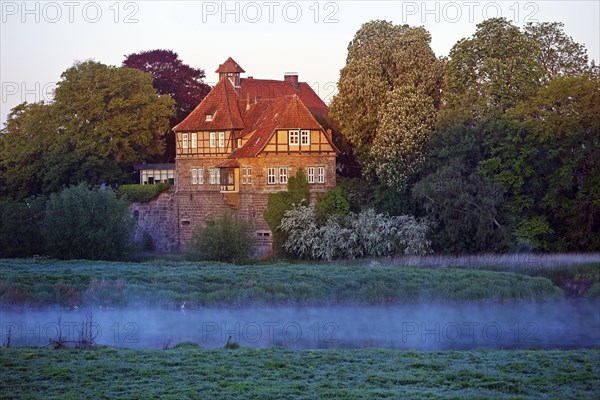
[182,133,189,149]
[210,132,216,148]
[209,168,216,184]
[318,167,325,183]
[205,114,212,121]
[218,131,225,148]
[242,167,252,184]
[191,132,197,149]
[237,138,242,148]
[289,130,299,145]
[267,167,277,184]
[279,167,288,184]
[192,168,203,185]
[307,167,315,184]
[301,130,310,145]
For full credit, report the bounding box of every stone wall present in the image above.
[129,190,179,253]
[130,153,336,257]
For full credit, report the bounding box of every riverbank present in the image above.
[0,259,564,308]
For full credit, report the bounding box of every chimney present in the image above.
[284,73,299,89]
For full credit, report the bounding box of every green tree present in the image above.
[443,18,544,124]
[524,21,590,80]
[329,20,444,189]
[186,212,252,264]
[41,184,134,260]
[0,196,46,257]
[514,75,600,250]
[263,170,310,258]
[0,61,174,200]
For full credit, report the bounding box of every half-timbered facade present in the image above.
[171,57,338,254]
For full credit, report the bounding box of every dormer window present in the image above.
[205,114,213,121]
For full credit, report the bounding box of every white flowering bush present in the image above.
[279,205,432,261]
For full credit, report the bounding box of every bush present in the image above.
[315,187,350,225]
[263,170,310,257]
[118,183,170,203]
[186,212,252,264]
[280,205,432,260]
[0,196,46,257]
[41,184,134,260]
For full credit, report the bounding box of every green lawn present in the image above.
[1,346,598,399]
[0,259,562,308]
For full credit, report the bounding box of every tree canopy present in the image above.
[0,61,174,200]
[329,20,444,190]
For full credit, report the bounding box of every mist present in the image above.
[2,300,598,350]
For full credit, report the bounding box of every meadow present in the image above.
[1,257,598,399]
[0,258,572,308]
[1,346,598,399]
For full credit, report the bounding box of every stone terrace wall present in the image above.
[129,191,179,252]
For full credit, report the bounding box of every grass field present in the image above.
[0,258,564,308]
[1,346,598,399]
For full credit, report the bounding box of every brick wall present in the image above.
[131,153,336,257]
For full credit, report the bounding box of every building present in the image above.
[133,57,338,255]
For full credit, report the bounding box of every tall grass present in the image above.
[0,258,563,308]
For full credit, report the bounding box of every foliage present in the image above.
[524,21,590,79]
[41,184,134,260]
[315,187,350,225]
[117,183,170,203]
[0,196,46,257]
[0,61,174,200]
[413,121,510,253]
[186,212,252,264]
[513,75,600,251]
[123,49,211,161]
[442,18,544,124]
[329,20,444,188]
[280,205,431,260]
[0,259,563,308]
[263,170,310,258]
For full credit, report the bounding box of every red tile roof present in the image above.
[215,57,245,73]
[240,78,328,118]
[232,94,325,158]
[174,57,337,159]
[173,78,244,131]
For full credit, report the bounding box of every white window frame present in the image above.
[267,167,277,184]
[218,131,225,148]
[289,130,299,145]
[209,168,216,184]
[191,132,197,149]
[242,167,252,184]
[237,138,242,148]
[192,168,198,185]
[205,114,212,121]
[307,167,315,184]
[210,132,216,148]
[279,167,288,184]
[182,133,189,149]
[318,167,325,184]
[300,130,310,145]
[198,168,204,184]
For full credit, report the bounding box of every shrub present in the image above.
[280,205,432,260]
[0,196,46,257]
[263,170,310,257]
[315,187,350,225]
[41,184,134,260]
[186,212,252,264]
[118,183,170,203]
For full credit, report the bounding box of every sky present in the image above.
[1,0,599,126]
